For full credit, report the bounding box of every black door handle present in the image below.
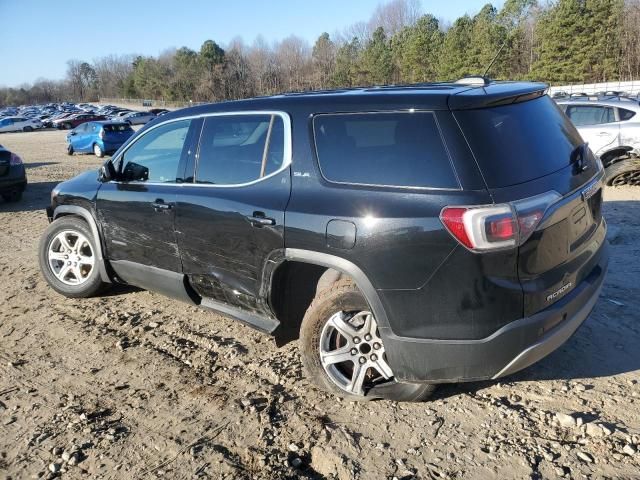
[247,212,275,227]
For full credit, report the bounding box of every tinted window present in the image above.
[104,123,132,132]
[313,112,457,188]
[566,105,615,126]
[195,114,285,185]
[120,120,190,183]
[455,96,584,188]
[619,108,636,121]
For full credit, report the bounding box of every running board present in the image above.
[200,297,280,334]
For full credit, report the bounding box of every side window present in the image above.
[313,111,458,189]
[120,119,190,183]
[619,108,636,121]
[195,114,285,185]
[566,106,615,126]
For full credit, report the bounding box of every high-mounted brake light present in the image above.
[440,191,561,252]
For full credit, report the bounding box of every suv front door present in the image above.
[565,104,620,155]
[96,119,198,297]
[175,112,291,327]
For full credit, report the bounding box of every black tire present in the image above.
[67,144,74,156]
[1,190,23,202]
[300,279,436,402]
[93,143,104,158]
[23,126,33,132]
[605,156,640,186]
[38,216,106,298]
[64,123,72,130]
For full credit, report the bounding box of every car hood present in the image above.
[52,169,102,207]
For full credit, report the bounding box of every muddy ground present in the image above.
[0,129,639,480]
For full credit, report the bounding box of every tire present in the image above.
[300,279,436,402]
[64,123,72,130]
[67,145,74,156]
[93,143,104,158]
[38,216,106,298]
[605,156,640,186]
[1,190,23,202]
[23,126,33,132]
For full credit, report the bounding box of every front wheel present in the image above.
[93,143,104,158]
[67,144,74,156]
[300,279,436,402]
[38,216,106,298]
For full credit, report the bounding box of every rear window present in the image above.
[454,96,584,188]
[619,108,636,121]
[313,112,458,189]
[103,124,133,132]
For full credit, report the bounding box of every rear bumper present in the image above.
[382,241,608,383]
[0,165,27,193]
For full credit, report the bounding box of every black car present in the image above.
[0,145,27,202]
[38,80,608,401]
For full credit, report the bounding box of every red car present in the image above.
[53,114,106,130]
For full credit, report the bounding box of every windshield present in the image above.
[454,96,584,188]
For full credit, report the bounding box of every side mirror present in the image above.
[98,161,116,182]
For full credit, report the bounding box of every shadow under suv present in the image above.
[39,80,608,401]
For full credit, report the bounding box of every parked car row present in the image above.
[0,102,168,133]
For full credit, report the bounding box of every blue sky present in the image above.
[0,0,502,87]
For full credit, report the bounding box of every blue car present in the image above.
[66,121,134,158]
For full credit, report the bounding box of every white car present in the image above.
[557,97,640,185]
[0,116,42,133]
[121,111,156,125]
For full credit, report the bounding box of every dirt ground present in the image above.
[0,129,639,480]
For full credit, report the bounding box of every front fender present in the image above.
[52,205,111,283]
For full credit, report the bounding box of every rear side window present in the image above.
[619,108,636,121]
[313,112,458,189]
[565,105,615,126]
[104,124,132,132]
[195,114,285,185]
[455,96,584,188]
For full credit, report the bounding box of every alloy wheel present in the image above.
[47,230,94,285]
[319,310,394,396]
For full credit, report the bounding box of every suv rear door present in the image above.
[564,104,620,155]
[175,112,291,328]
[454,95,607,317]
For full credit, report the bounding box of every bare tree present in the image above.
[369,0,421,36]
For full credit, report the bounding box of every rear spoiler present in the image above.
[448,81,548,110]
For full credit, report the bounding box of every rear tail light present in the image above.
[99,129,105,139]
[440,191,561,252]
[9,153,23,166]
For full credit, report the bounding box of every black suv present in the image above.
[39,81,608,401]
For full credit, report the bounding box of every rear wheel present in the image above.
[1,190,22,202]
[605,156,640,186]
[300,279,436,402]
[64,123,72,130]
[23,126,33,132]
[93,143,104,158]
[38,216,106,298]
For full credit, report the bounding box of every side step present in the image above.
[200,297,280,334]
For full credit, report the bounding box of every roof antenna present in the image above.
[482,39,508,78]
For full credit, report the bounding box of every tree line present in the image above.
[2,0,639,106]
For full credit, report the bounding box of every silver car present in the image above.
[557,96,640,185]
[121,111,156,125]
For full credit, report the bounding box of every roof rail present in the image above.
[454,76,491,87]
